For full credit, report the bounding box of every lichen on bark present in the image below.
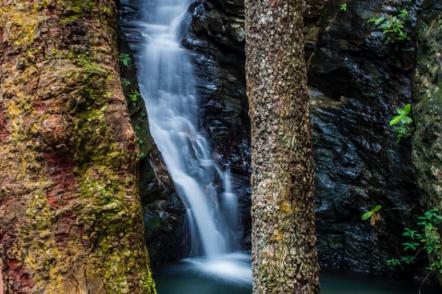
[245,0,320,293]
[0,1,155,293]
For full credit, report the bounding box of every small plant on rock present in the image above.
[389,103,413,142]
[386,209,442,276]
[369,8,410,44]
[340,3,348,12]
[121,78,131,88]
[361,204,383,226]
[119,53,132,68]
[129,90,141,103]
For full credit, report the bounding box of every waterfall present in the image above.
[131,0,241,259]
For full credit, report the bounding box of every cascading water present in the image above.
[127,0,251,284]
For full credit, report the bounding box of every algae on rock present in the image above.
[412,0,442,286]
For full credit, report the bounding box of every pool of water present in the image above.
[155,254,251,294]
[155,256,439,294]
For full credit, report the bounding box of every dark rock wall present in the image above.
[185,0,422,275]
[117,0,432,278]
[182,0,252,247]
[309,0,420,274]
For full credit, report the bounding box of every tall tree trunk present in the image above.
[0,1,155,293]
[245,0,320,293]
[412,0,442,287]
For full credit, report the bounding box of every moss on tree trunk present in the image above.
[0,1,156,293]
[245,0,320,293]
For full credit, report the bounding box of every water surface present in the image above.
[155,262,438,294]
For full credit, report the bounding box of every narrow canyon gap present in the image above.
[245,0,320,293]
[122,0,251,283]
[0,1,155,293]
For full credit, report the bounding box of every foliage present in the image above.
[121,78,131,88]
[340,3,348,12]
[119,53,132,68]
[361,204,382,226]
[369,8,410,44]
[129,91,141,103]
[387,209,442,275]
[389,104,413,142]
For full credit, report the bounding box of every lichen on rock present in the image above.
[412,0,442,286]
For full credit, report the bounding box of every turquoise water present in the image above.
[155,262,439,294]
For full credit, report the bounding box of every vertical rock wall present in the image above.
[183,0,252,247]
[413,0,442,216]
[116,0,436,280]
[412,0,442,285]
[309,0,419,274]
[186,0,421,276]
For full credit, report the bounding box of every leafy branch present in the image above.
[387,209,442,275]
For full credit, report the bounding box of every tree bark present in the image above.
[0,1,155,293]
[245,0,320,293]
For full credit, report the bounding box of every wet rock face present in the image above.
[309,0,421,274]
[413,0,442,211]
[186,0,421,275]
[183,0,252,245]
[412,0,442,284]
[118,0,426,276]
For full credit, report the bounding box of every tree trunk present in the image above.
[0,1,155,293]
[412,0,442,287]
[245,0,320,293]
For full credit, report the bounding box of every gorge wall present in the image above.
[120,0,430,278]
[183,0,421,276]
[412,0,442,285]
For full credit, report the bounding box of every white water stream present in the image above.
[131,0,251,284]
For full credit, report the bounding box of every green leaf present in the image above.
[386,258,401,266]
[399,9,409,19]
[403,228,418,239]
[369,16,385,26]
[401,116,413,125]
[121,78,131,88]
[389,115,402,126]
[129,91,140,103]
[400,255,415,265]
[361,204,382,221]
[340,3,348,12]
[403,242,419,251]
[119,53,132,67]
[361,211,373,221]
[373,205,382,212]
